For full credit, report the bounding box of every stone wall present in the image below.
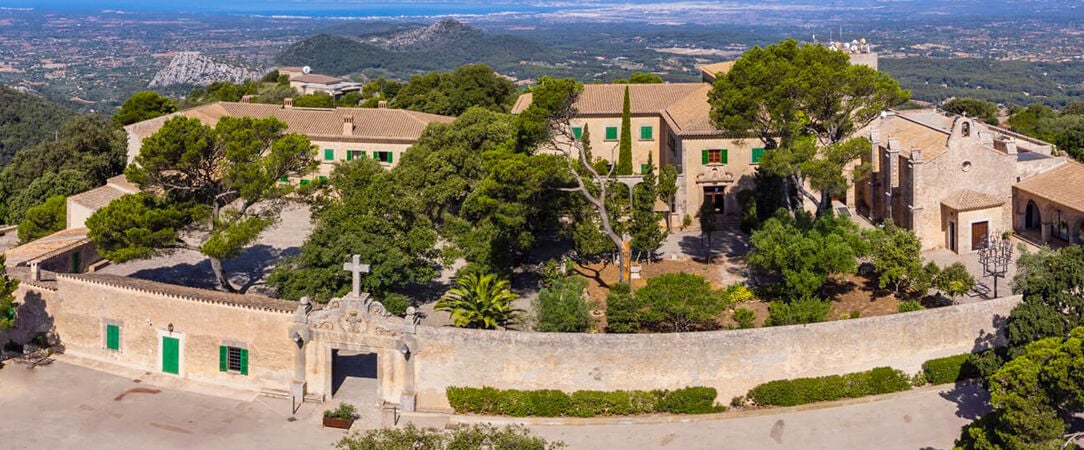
[408,295,1020,412]
[49,275,297,394]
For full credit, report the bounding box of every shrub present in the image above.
[634,272,727,332]
[446,386,723,417]
[534,276,591,332]
[604,283,640,333]
[764,297,830,326]
[336,423,564,450]
[325,403,357,420]
[898,300,925,313]
[966,349,1006,381]
[921,353,982,385]
[732,308,757,329]
[381,293,412,317]
[723,284,756,303]
[746,367,912,407]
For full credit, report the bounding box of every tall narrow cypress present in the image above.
[617,86,633,175]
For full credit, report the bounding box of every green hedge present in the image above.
[922,353,981,384]
[746,367,912,407]
[446,386,724,417]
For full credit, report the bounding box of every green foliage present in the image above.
[337,423,563,450]
[534,276,592,333]
[324,403,357,420]
[748,213,864,299]
[881,57,1084,109]
[632,272,727,332]
[956,329,1084,450]
[936,262,975,301]
[267,158,438,302]
[90,116,317,291]
[0,255,19,331]
[898,300,925,313]
[629,155,667,255]
[765,297,831,326]
[732,307,757,329]
[922,353,980,385]
[0,85,74,168]
[17,195,65,243]
[615,72,664,84]
[114,90,177,126]
[747,367,912,407]
[392,64,516,116]
[381,293,412,317]
[292,92,334,108]
[435,272,522,329]
[603,283,639,333]
[966,349,1006,381]
[942,98,999,125]
[1007,103,1084,162]
[185,80,258,105]
[865,220,924,292]
[616,86,633,175]
[446,386,723,417]
[1006,246,1084,358]
[260,70,285,83]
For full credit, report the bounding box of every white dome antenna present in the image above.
[302,66,311,74]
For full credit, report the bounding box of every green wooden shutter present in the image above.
[219,346,227,372]
[388,152,394,164]
[752,148,765,164]
[240,348,249,375]
[572,127,583,139]
[721,149,728,164]
[360,151,366,159]
[106,324,119,351]
[640,126,652,140]
[640,164,648,173]
[162,337,179,375]
[701,150,709,165]
[606,127,618,140]
[323,149,334,161]
[346,151,353,161]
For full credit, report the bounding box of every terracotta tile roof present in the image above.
[290,74,344,85]
[131,102,452,144]
[660,84,720,136]
[4,228,90,267]
[59,272,299,314]
[106,174,139,193]
[941,190,1005,212]
[878,113,951,160]
[1015,161,1084,213]
[68,184,127,211]
[698,61,735,82]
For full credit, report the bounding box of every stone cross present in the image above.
[342,255,370,297]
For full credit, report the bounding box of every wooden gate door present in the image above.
[971,221,989,250]
[162,336,180,374]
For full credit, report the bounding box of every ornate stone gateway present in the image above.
[286,256,422,412]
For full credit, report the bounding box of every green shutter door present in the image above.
[641,126,652,140]
[162,337,180,374]
[346,151,353,161]
[240,348,249,375]
[606,127,618,140]
[219,346,228,372]
[701,150,709,165]
[106,324,119,351]
[572,127,583,139]
[721,149,728,164]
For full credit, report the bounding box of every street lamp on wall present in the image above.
[400,344,411,360]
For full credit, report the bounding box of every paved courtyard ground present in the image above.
[0,358,992,450]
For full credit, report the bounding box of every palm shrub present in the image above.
[435,272,522,329]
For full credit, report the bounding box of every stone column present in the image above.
[1041,222,1052,244]
[399,336,418,413]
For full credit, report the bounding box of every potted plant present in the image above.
[322,403,357,429]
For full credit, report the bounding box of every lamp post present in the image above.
[977,232,1013,299]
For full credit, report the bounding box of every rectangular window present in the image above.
[605,127,618,141]
[703,149,726,165]
[640,163,649,174]
[374,151,394,164]
[752,148,766,164]
[106,324,120,351]
[323,148,334,161]
[640,126,653,140]
[219,345,248,375]
[572,126,583,140]
[347,150,364,161]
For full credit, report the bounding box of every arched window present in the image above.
[961,121,971,137]
[1055,209,1070,241]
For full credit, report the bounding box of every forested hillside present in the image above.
[882,57,1084,108]
[0,85,75,167]
[276,20,559,79]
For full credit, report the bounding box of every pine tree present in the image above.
[617,86,633,175]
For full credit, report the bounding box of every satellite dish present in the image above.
[302,66,311,74]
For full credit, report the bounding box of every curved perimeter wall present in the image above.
[411,296,1021,411]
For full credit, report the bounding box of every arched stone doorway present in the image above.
[1025,200,1042,230]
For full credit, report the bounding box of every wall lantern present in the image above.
[167,323,174,333]
[400,344,411,360]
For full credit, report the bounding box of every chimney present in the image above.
[911,148,923,163]
[343,115,353,136]
[240,95,254,103]
[1004,137,1018,155]
[377,100,388,109]
[284,98,294,108]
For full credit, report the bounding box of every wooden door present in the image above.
[972,221,989,250]
[162,336,180,374]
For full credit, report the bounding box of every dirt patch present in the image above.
[824,273,903,320]
[114,387,161,401]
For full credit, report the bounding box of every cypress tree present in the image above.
[617,86,633,175]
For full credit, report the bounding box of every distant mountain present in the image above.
[149,52,264,89]
[276,19,560,79]
[0,85,74,168]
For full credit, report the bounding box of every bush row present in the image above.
[746,367,912,407]
[922,353,984,385]
[446,386,725,417]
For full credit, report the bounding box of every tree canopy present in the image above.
[942,97,999,125]
[114,90,177,126]
[17,195,66,243]
[392,63,517,116]
[87,116,317,292]
[0,255,19,331]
